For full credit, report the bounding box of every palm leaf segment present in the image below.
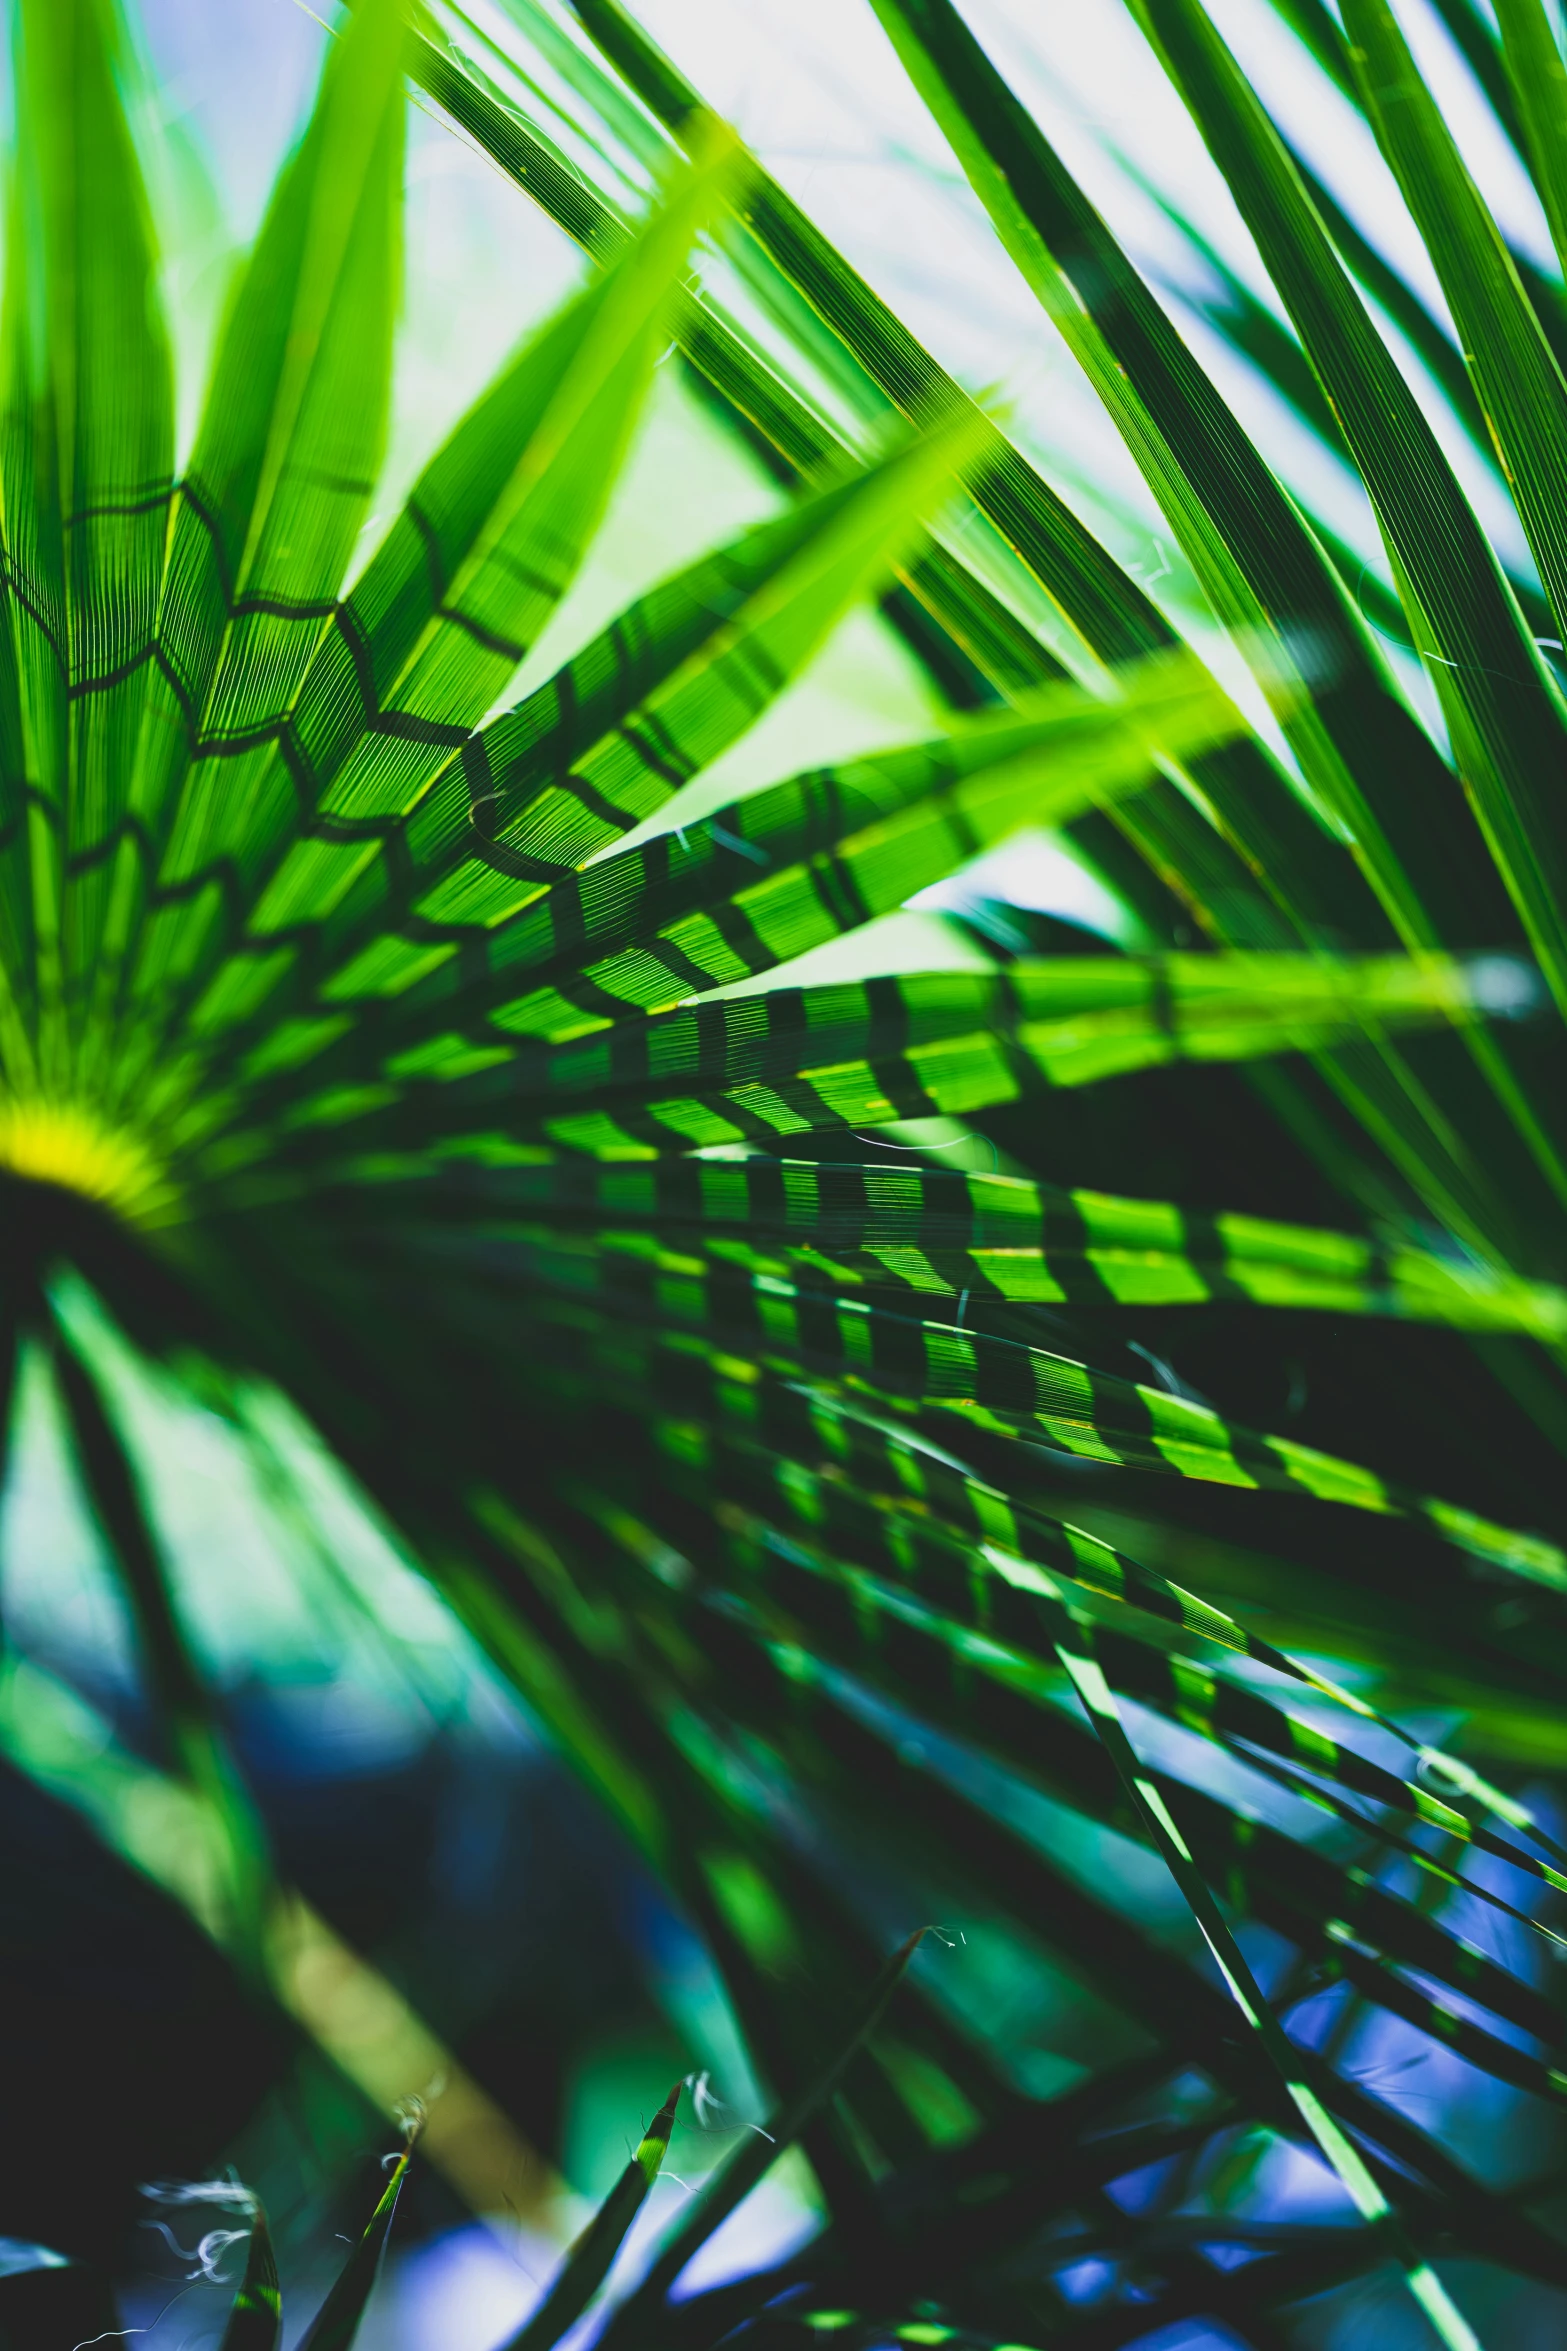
[5,1,1567,2346]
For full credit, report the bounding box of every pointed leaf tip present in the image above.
[218,2199,280,2351]
[636,2081,684,2176]
[294,2125,417,2351]
[502,2080,681,2351]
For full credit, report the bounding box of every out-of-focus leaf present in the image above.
[218,2203,281,2351]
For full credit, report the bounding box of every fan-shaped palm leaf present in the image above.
[7,2,1567,2347]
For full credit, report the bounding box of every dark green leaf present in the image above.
[218,2202,281,2351]
[296,2125,418,2351]
[504,2082,682,2351]
[608,1932,925,2324]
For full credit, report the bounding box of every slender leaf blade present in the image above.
[505,2083,682,2351]
[219,2204,282,2351]
[296,2127,418,2351]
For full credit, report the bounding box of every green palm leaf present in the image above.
[429,0,1567,1271]
[1128,0,1567,1022]
[432,1147,1567,1332]
[1497,0,1567,278]
[121,0,407,1044]
[162,408,984,1094]
[1,0,173,1089]
[235,949,1532,1168]
[870,0,1469,950]
[867,0,1567,1244]
[1338,0,1567,646]
[7,1,1567,2345]
[13,0,173,1040]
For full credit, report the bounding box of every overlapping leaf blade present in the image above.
[154,410,989,1110]
[1338,0,1567,648]
[1127,0,1567,1027]
[117,0,408,1056]
[229,949,1537,1172]
[7,0,175,1056]
[236,129,740,975]
[426,0,1567,1269]
[870,0,1476,956]
[1496,0,1567,280]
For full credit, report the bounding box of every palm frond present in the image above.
[6,1,1567,2345]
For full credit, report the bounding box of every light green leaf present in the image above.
[1494,0,1567,283]
[122,0,407,1042]
[1127,0,1567,1034]
[1340,0,1567,647]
